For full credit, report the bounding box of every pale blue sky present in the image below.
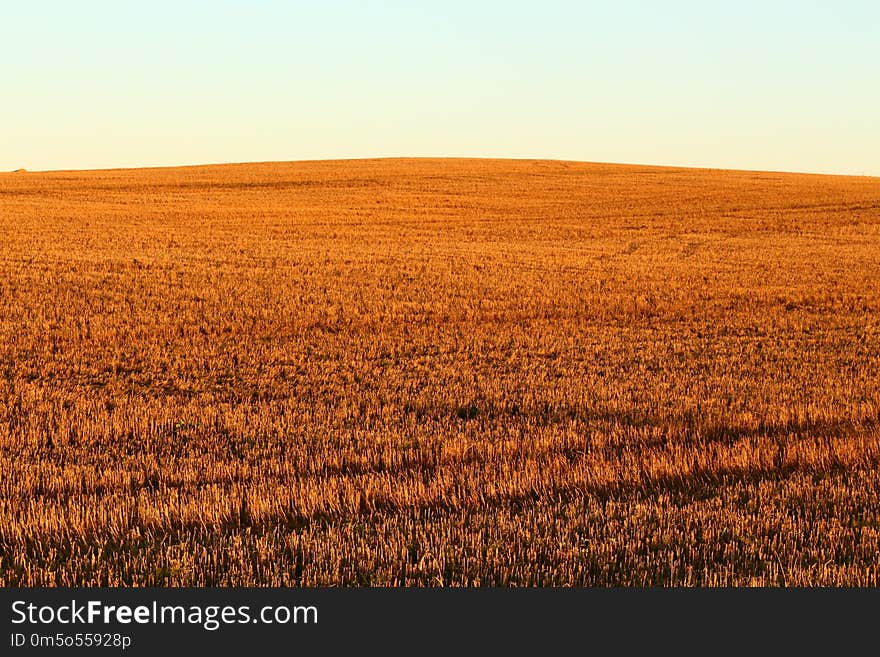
[2,1,878,174]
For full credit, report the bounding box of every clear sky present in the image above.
[2,1,878,174]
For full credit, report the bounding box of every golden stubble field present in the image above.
[0,158,878,585]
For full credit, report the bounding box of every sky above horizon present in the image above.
[2,1,878,175]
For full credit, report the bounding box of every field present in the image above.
[1,158,878,586]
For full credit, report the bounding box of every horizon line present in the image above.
[4,156,879,180]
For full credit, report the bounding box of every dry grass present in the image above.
[1,158,879,586]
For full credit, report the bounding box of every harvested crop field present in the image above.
[1,158,879,585]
